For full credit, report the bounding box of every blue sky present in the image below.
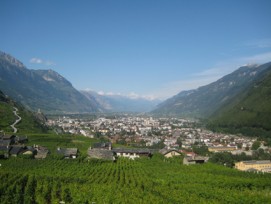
[1,0,271,99]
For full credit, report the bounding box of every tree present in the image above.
[251,141,261,150]
[176,138,182,147]
[209,152,234,168]
[192,145,209,156]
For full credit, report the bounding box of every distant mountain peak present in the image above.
[0,51,25,68]
[81,90,161,112]
[0,52,98,113]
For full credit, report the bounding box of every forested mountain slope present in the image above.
[207,68,271,138]
[152,62,271,118]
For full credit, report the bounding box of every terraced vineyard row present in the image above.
[1,155,271,203]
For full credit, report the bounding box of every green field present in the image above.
[1,154,271,203]
[26,133,98,156]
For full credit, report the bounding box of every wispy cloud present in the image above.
[85,52,271,101]
[30,58,43,64]
[30,57,55,66]
[240,52,271,64]
[244,38,271,49]
[96,90,157,101]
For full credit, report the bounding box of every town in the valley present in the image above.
[1,115,271,173]
[47,115,271,172]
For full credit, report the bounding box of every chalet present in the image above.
[113,148,152,160]
[87,148,115,161]
[9,146,24,157]
[183,156,209,165]
[57,147,78,159]
[2,135,16,145]
[15,135,28,144]
[235,160,271,172]
[159,148,182,158]
[0,139,12,146]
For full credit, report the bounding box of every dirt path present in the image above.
[10,107,21,133]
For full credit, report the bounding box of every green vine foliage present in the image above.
[1,154,271,203]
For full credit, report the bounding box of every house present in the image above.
[87,148,115,161]
[93,142,112,150]
[0,146,10,159]
[183,156,209,165]
[113,148,152,160]
[34,146,49,159]
[56,147,78,159]
[235,160,271,172]
[0,139,12,146]
[159,148,182,158]
[180,150,197,157]
[22,146,37,155]
[15,135,28,144]
[9,146,24,157]
[2,135,16,145]
[231,150,253,156]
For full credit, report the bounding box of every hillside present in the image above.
[81,90,160,113]
[207,68,271,138]
[0,90,47,133]
[0,51,99,114]
[152,62,271,118]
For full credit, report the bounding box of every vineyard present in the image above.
[1,155,271,203]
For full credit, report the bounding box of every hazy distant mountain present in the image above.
[0,51,99,114]
[152,62,271,118]
[81,90,161,113]
[207,67,271,137]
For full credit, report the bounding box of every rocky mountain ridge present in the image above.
[0,51,99,114]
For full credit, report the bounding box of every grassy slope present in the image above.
[208,70,271,138]
[0,91,47,134]
[0,101,15,132]
[26,133,99,155]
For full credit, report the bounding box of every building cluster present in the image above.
[0,133,80,160]
[2,116,268,171]
[88,142,152,161]
[0,133,49,159]
[47,116,262,153]
[46,116,271,171]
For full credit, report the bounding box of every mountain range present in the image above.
[81,90,160,113]
[0,51,159,114]
[152,62,271,119]
[1,50,271,137]
[0,51,100,114]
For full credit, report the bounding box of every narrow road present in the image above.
[10,107,21,133]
